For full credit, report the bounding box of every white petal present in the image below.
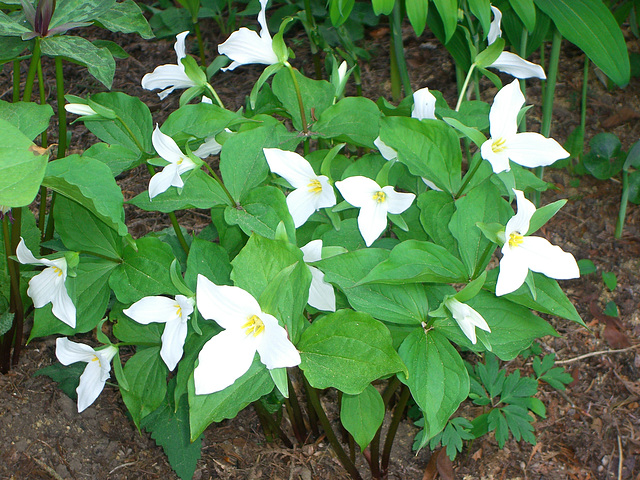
[196,275,261,330]
[174,31,189,61]
[141,65,195,96]
[505,132,569,168]
[307,266,336,312]
[335,176,380,208]
[411,87,437,120]
[56,337,96,365]
[160,317,188,371]
[257,0,271,40]
[358,202,388,247]
[505,189,535,237]
[421,177,442,191]
[194,136,222,158]
[480,139,512,173]
[519,237,580,280]
[148,163,180,199]
[374,137,398,161]
[317,176,337,209]
[301,239,323,263]
[123,296,182,325]
[495,247,530,296]
[487,6,502,45]
[256,313,301,369]
[489,52,546,80]
[51,280,76,328]
[76,359,107,412]
[27,267,63,309]
[286,187,321,228]
[194,329,258,394]
[381,186,415,214]
[489,79,523,141]
[337,61,348,83]
[152,125,185,164]
[218,28,277,69]
[16,237,41,265]
[64,104,97,116]
[264,148,317,189]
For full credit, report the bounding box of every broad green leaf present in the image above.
[113,314,163,344]
[527,199,566,235]
[161,103,242,143]
[372,0,395,15]
[41,35,115,89]
[474,38,505,69]
[432,0,458,43]
[534,0,630,87]
[34,362,85,400]
[0,35,26,61]
[83,143,141,176]
[43,154,127,236]
[379,116,462,193]
[340,384,385,452]
[109,237,179,304]
[329,0,355,26]
[95,0,154,39]
[298,309,407,394]
[129,169,229,213]
[120,347,168,427]
[468,0,491,37]
[49,0,115,27]
[313,97,381,148]
[184,237,232,291]
[0,11,30,36]
[510,0,536,31]
[188,354,273,441]
[406,0,429,35]
[398,329,469,441]
[0,118,49,207]
[0,101,54,140]
[442,117,487,148]
[417,190,458,255]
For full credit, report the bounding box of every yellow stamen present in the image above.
[242,315,265,337]
[91,355,101,367]
[175,303,182,318]
[508,232,524,248]
[372,191,386,203]
[491,137,507,153]
[52,266,63,277]
[177,158,184,165]
[307,179,322,193]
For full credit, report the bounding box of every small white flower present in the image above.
[141,31,197,100]
[149,125,198,199]
[480,80,569,173]
[64,103,97,116]
[194,275,301,394]
[496,190,580,296]
[123,295,194,371]
[300,240,335,312]
[411,87,437,120]
[218,0,278,71]
[263,148,336,228]
[55,338,118,412]
[335,176,415,247]
[16,237,76,328]
[445,297,491,345]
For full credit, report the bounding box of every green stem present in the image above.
[169,212,190,254]
[472,242,496,279]
[205,83,224,109]
[55,57,67,159]
[37,56,49,241]
[194,21,206,66]
[78,251,123,263]
[615,170,629,239]
[43,192,56,244]
[369,377,401,479]
[285,63,308,133]
[380,384,411,476]
[455,63,476,111]
[303,0,322,80]
[390,0,411,98]
[389,26,401,102]
[456,153,484,198]
[37,58,48,147]
[203,161,236,206]
[13,60,20,103]
[23,37,41,102]
[1,209,24,371]
[304,379,363,480]
[253,401,294,448]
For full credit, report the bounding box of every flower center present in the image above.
[307,179,322,194]
[491,137,507,153]
[52,266,63,277]
[91,355,101,367]
[372,191,386,203]
[177,158,184,165]
[242,315,265,337]
[508,232,524,248]
[175,303,182,318]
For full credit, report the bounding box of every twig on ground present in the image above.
[30,456,65,480]
[108,461,137,474]
[617,435,623,480]
[554,344,640,365]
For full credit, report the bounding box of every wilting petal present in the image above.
[412,87,436,120]
[56,337,96,364]
[489,52,546,80]
[374,137,398,161]
[152,125,185,164]
[307,265,336,311]
[487,6,502,45]
[496,246,530,296]
[194,328,258,394]
[488,80,523,141]
[264,148,317,189]
[196,276,260,330]
[505,189,535,237]
[256,313,300,369]
[358,202,389,247]
[160,317,188,371]
[505,132,569,168]
[519,236,580,280]
[335,176,379,208]
[382,186,415,214]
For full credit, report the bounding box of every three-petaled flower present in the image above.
[123,295,195,371]
[480,80,569,173]
[16,237,76,328]
[444,298,491,345]
[218,0,279,71]
[55,338,118,412]
[263,148,336,228]
[141,31,198,100]
[335,176,415,247]
[300,240,335,312]
[149,125,199,199]
[496,190,580,296]
[193,275,301,394]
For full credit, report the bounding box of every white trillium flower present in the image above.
[487,5,502,45]
[480,80,569,173]
[335,176,415,247]
[300,240,335,312]
[411,87,437,120]
[193,136,222,158]
[123,295,194,371]
[16,237,76,328]
[149,125,198,199]
[445,297,491,345]
[64,103,97,116]
[141,31,197,100]
[194,275,301,394]
[218,0,279,71]
[55,338,118,412]
[496,190,580,296]
[263,148,336,228]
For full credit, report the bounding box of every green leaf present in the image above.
[184,238,232,291]
[474,38,505,69]
[96,0,154,39]
[298,309,407,394]
[527,199,566,235]
[41,35,115,89]
[372,0,395,15]
[432,0,459,42]
[313,97,381,148]
[510,0,536,31]
[83,143,142,176]
[35,362,85,400]
[468,0,491,37]
[49,0,115,27]
[442,116,487,148]
[417,191,458,255]
[0,100,54,140]
[577,259,596,275]
[604,300,619,317]
[0,11,30,36]
[43,154,127,236]
[340,384,385,452]
[329,0,355,26]
[0,309,13,336]
[109,237,179,304]
[0,118,50,207]
[398,329,469,441]
[162,103,242,143]
[534,0,630,87]
[113,314,163,344]
[406,0,429,35]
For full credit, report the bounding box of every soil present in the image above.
[1,9,640,480]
